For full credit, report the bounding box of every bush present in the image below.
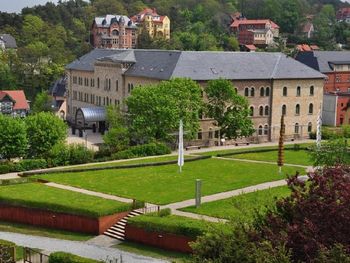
[49,252,102,263]
[342,125,350,138]
[48,143,70,167]
[0,239,15,247]
[112,142,171,160]
[159,208,171,217]
[0,163,15,174]
[14,159,47,172]
[68,144,94,165]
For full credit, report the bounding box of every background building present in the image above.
[91,15,138,49]
[0,90,29,117]
[0,34,17,50]
[131,8,170,40]
[66,49,324,145]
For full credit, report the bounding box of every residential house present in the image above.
[91,15,138,49]
[66,49,324,145]
[336,7,350,23]
[0,90,29,117]
[0,34,17,50]
[49,77,67,120]
[296,51,350,126]
[130,8,170,40]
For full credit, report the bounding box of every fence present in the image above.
[23,248,49,263]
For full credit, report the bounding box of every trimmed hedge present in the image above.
[0,239,15,247]
[127,212,217,238]
[49,252,102,263]
[112,142,171,160]
[0,159,47,175]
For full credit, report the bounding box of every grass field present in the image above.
[228,149,312,166]
[181,186,290,221]
[0,183,132,217]
[34,158,302,205]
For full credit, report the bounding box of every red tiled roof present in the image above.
[245,44,257,50]
[0,90,29,110]
[230,19,280,29]
[310,45,320,50]
[296,44,319,52]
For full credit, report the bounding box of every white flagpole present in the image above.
[316,104,322,149]
[178,119,184,173]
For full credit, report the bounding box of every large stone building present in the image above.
[91,15,138,49]
[296,51,350,126]
[66,49,324,145]
[130,8,170,40]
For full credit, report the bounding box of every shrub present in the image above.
[0,239,15,247]
[159,208,171,217]
[68,144,94,165]
[48,143,70,167]
[0,163,15,174]
[49,252,102,263]
[112,142,171,160]
[14,159,47,172]
[342,125,350,138]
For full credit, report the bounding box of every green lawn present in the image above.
[0,183,132,217]
[228,149,313,166]
[34,158,302,205]
[181,186,290,221]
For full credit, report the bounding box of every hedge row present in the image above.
[0,159,47,174]
[49,252,102,263]
[0,239,15,247]
[111,142,171,160]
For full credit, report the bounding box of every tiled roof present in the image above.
[67,49,325,80]
[0,90,29,110]
[230,19,280,29]
[50,77,67,97]
[94,15,137,28]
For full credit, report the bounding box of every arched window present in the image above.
[249,106,254,117]
[296,86,301,96]
[244,87,249,97]
[112,30,119,36]
[209,128,213,139]
[310,86,314,96]
[258,125,263,135]
[295,104,300,115]
[282,105,287,116]
[250,87,255,97]
[283,86,288,96]
[260,87,265,97]
[265,87,270,96]
[308,122,312,133]
[264,125,269,135]
[259,106,264,116]
[309,103,314,114]
[295,123,299,134]
[264,105,269,116]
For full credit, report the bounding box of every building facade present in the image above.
[131,8,170,40]
[0,90,29,117]
[296,51,350,126]
[66,49,324,145]
[91,15,138,49]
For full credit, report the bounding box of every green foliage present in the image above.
[0,163,14,174]
[159,208,171,217]
[48,143,94,166]
[0,115,28,160]
[204,79,254,140]
[0,60,17,90]
[127,78,203,143]
[315,244,350,263]
[0,239,15,247]
[32,91,53,113]
[309,139,350,166]
[49,252,102,263]
[48,143,70,167]
[314,4,336,49]
[342,125,350,138]
[111,142,171,160]
[14,159,47,172]
[25,112,67,158]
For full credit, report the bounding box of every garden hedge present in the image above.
[0,239,15,247]
[49,252,102,263]
[111,142,171,160]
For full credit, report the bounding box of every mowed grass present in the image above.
[229,149,313,166]
[34,158,302,205]
[0,183,132,217]
[181,186,290,221]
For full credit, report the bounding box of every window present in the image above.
[296,86,301,96]
[109,79,111,90]
[250,87,255,97]
[97,78,100,88]
[264,105,269,116]
[264,125,268,135]
[116,80,119,91]
[336,75,341,82]
[265,87,270,96]
[295,104,300,115]
[260,87,265,97]
[209,129,213,139]
[259,106,264,116]
[310,85,314,96]
[73,76,77,84]
[258,125,263,136]
[282,105,287,116]
[249,106,254,117]
[112,30,119,36]
[309,103,314,114]
[198,130,202,140]
[294,123,299,134]
[283,86,288,96]
[308,122,312,133]
[244,87,249,97]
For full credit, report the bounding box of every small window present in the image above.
[244,87,249,97]
[116,80,119,91]
[282,105,287,116]
[260,87,265,97]
[296,86,301,96]
[258,125,263,136]
[308,122,312,133]
[264,125,268,135]
[209,129,213,139]
[198,130,202,140]
[295,123,299,134]
[249,106,254,117]
[283,87,288,96]
[259,106,264,116]
[295,104,300,115]
[309,103,314,114]
[264,106,269,116]
[250,87,255,97]
[310,86,314,96]
[265,87,270,96]
[97,78,100,88]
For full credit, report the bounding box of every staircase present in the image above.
[104,209,143,241]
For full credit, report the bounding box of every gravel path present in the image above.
[0,232,167,263]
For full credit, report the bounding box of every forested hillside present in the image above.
[0,0,349,99]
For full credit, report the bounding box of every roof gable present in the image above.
[0,90,29,110]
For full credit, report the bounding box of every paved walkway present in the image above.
[0,232,166,263]
[0,173,20,180]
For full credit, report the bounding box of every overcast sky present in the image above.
[1,0,350,14]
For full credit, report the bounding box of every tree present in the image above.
[25,112,67,157]
[0,61,16,90]
[32,91,53,113]
[309,139,350,166]
[314,4,336,49]
[204,79,254,140]
[103,105,129,153]
[0,115,28,160]
[126,78,203,143]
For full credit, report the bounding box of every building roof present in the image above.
[67,49,325,81]
[245,45,257,51]
[93,15,136,28]
[0,34,17,49]
[131,8,166,23]
[50,77,67,97]
[295,51,350,73]
[76,107,106,123]
[0,90,29,110]
[230,19,280,29]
